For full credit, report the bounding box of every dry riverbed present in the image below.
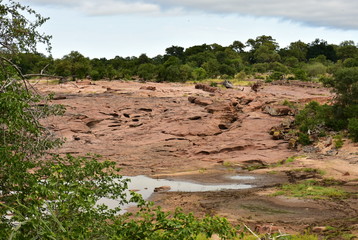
[37,79,358,237]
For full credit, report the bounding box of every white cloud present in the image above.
[28,0,160,15]
[81,1,160,15]
[150,0,358,29]
[27,0,358,29]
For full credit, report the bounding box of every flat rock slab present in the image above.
[38,81,332,175]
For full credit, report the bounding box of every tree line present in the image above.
[15,36,358,82]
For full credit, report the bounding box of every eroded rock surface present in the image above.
[37,81,332,175]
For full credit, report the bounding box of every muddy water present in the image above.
[98,174,256,210]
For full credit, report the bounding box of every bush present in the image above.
[293,69,308,81]
[304,62,327,77]
[333,134,344,148]
[298,132,311,145]
[268,71,284,80]
[295,101,332,134]
[234,71,246,80]
[333,67,358,108]
[348,118,358,142]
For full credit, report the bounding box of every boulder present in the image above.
[154,186,171,192]
[222,80,234,89]
[188,96,213,106]
[140,86,156,91]
[262,105,293,116]
[195,84,217,93]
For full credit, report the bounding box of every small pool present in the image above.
[97,174,256,211]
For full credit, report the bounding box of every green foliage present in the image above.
[210,81,218,87]
[294,101,331,134]
[306,39,337,62]
[192,67,207,80]
[333,134,344,148]
[282,99,296,109]
[332,67,358,108]
[304,62,327,77]
[348,118,358,142]
[273,180,349,200]
[1,154,239,239]
[0,0,52,54]
[268,71,284,80]
[0,3,240,239]
[138,63,158,80]
[298,132,311,145]
[234,71,246,80]
[293,69,308,81]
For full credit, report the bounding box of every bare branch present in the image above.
[243,224,260,240]
[40,63,50,75]
[0,56,25,79]
[23,73,63,79]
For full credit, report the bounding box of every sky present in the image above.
[19,0,358,59]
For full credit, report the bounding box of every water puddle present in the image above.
[228,175,256,180]
[97,175,256,210]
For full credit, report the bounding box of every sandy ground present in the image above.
[36,79,358,237]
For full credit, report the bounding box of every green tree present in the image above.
[307,39,337,62]
[246,35,280,64]
[137,63,158,80]
[192,67,207,80]
[59,51,91,80]
[332,67,358,111]
[230,40,245,53]
[165,45,185,61]
[280,40,308,62]
[336,40,358,60]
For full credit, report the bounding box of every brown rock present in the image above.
[312,226,328,233]
[188,96,196,103]
[262,105,293,116]
[140,86,156,91]
[251,82,262,92]
[76,80,92,85]
[154,186,171,192]
[255,224,280,234]
[194,97,213,106]
[188,96,213,106]
[272,131,282,140]
[205,102,231,113]
[195,84,217,93]
[288,138,297,149]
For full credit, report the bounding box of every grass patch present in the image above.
[293,168,326,176]
[273,180,349,200]
[269,156,299,168]
[29,79,60,84]
[222,161,235,168]
[188,78,252,86]
[333,134,344,149]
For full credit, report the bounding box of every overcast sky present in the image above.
[20,0,358,59]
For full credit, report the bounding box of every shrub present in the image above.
[304,62,327,77]
[293,69,308,81]
[333,134,344,149]
[298,132,311,145]
[295,101,332,134]
[234,71,246,80]
[268,71,284,80]
[348,118,358,142]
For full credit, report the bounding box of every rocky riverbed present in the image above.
[37,80,358,237]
